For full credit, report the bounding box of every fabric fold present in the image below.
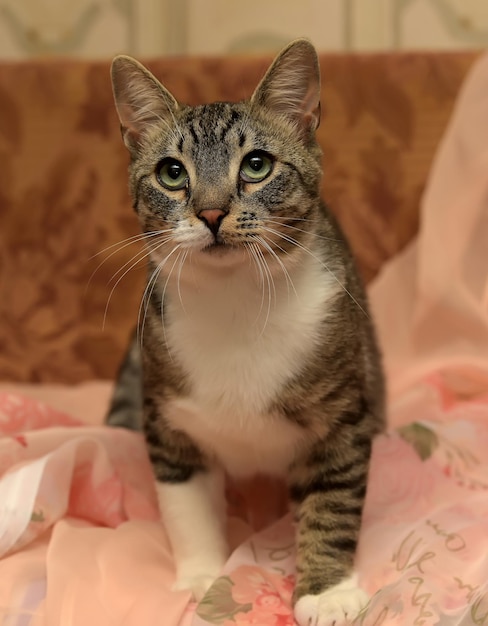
[369,52,488,403]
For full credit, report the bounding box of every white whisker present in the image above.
[137,258,164,348]
[85,230,169,294]
[246,242,266,324]
[177,249,189,315]
[266,218,340,242]
[262,226,369,317]
[256,233,298,301]
[103,235,172,330]
[88,230,167,260]
[160,247,184,361]
[108,235,172,287]
[253,242,274,336]
[138,243,182,348]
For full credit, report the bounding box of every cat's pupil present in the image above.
[168,164,182,179]
[249,157,263,171]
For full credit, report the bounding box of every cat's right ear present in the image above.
[111,56,178,153]
[251,39,321,140]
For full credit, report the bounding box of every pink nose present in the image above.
[198,208,227,235]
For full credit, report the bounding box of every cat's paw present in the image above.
[294,578,368,626]
[172,558,224,601]
[172,573,217,601]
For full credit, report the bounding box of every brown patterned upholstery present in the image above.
[0,51,479,383]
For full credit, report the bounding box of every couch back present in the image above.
[0,51,478,383]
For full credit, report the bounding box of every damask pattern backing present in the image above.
[0,51,478,382]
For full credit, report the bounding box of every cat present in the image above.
[108,39,385,626]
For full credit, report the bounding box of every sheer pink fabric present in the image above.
[369,51,488,407]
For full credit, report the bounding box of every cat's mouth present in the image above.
[202,241,233,254]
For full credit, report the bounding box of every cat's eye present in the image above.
[240,151,273,183]
[156,158,188,190]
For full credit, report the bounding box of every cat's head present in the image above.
[111,39,322,269]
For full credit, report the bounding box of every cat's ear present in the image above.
[251,39,321,139]
[111,55,179,153]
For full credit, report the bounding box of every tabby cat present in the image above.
[108,39,384,625]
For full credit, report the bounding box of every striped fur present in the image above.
[109,39,385,624]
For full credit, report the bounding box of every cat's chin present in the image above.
[194,242,248,268]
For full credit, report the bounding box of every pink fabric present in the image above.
[0,381,113,426]
[368,51,488,404]
[2,52,488,625]
[2,384,488,625]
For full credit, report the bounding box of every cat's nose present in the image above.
[197,208,227,236]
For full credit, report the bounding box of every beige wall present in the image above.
[1,0,488,58]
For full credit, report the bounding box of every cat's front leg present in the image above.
[144,410,228,600]
[289,429,372,626]
[156,469,228,600]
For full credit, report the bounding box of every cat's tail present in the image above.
[106,329,143,431]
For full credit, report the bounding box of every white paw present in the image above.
[172,573,217,601]
[294,583,368,626]
[172,557,224,601]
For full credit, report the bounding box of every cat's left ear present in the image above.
[111,55,179,154]
[251,39,321,139]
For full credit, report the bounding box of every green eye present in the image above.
[156,158,188,190]
[240,151,273,183]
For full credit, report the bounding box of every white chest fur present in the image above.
[162,253,338,477]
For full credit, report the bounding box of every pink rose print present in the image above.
[230,566,293,608]
[230,567,293,625]
[230,609,294,626]
[12,434,28,447]
[197,567,294,625]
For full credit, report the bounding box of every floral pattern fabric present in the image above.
[1,379,488,625]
